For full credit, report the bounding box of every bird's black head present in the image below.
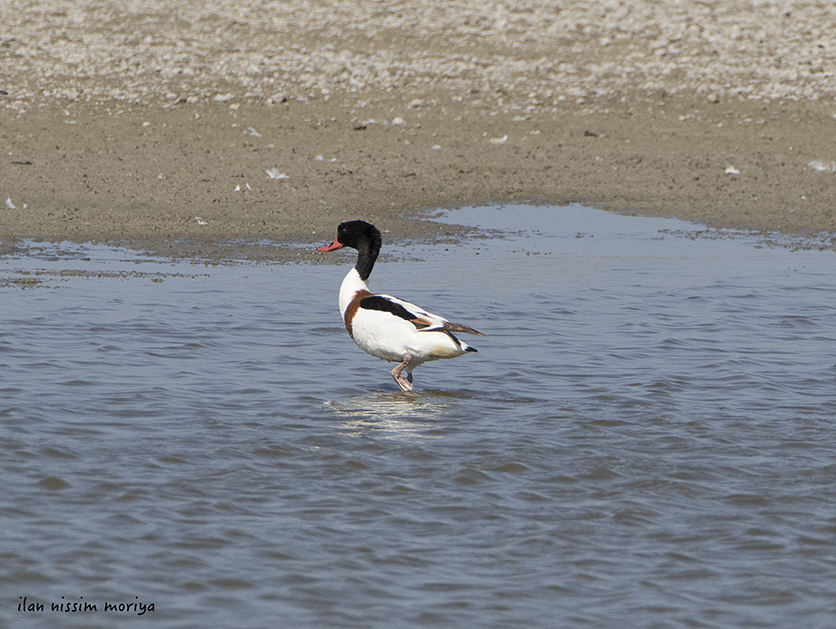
[335,220,381,252]
[318,220,382,281]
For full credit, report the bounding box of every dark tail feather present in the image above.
[443,322,486,337]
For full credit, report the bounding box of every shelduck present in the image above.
[318,220,485,391]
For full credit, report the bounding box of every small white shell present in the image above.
[808,160,836,172]
[266,168,289,180]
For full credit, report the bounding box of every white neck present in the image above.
[338,267,369,318]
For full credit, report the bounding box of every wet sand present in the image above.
[3,1,836,259]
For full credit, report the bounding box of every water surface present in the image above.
[2,205,836,628]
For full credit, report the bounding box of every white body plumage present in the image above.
[338,268,475,367]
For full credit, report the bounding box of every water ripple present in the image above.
[3,207,836,627]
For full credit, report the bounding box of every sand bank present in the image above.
[2,1,836,258]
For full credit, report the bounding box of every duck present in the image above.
[318,220,485,391]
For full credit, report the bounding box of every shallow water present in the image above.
[2,204,836,628]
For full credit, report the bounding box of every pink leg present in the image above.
[391,353,414,391]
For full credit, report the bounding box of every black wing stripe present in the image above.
[359,295,417,322]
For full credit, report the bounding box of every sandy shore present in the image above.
[3,0,836,259]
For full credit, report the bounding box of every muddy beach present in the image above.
[2,0,836,259]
